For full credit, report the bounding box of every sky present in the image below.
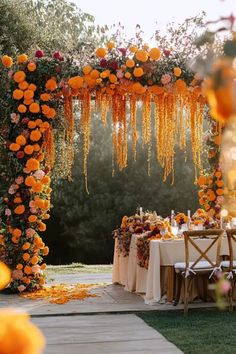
[74,0,235,40]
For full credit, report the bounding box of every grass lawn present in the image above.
[46,263,112,277]
[139,308,236,354]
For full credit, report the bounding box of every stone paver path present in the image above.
[33,313,183,354]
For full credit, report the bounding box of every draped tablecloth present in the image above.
[145,237,230,304]
[112,235,147,293]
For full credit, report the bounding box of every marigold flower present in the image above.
[107,41,115,50]
[90,70,100,79]
[68,76,84,89]
[37,153,44,162]
[173,67,182,77]
[42,245,49,254]
[129,45,138,53]
[41,263,47,270]
[13,89,24,100]
[96,47,107,58]
[9,143,20,152]
[24,89,34,100]
[133,67,144,77]
[25,175,36,187]
[18,81,29,90]
[46,108,56,119]
[41,176,51,185]
[125,72,131,79]
[40,93,51,101]
[24,98,34,106]
[149,48,161,60]
[23,253,30,261]
[45,78,57,91]
[33,144,41,152]
[14,204,25,215]
[28,83,37,91]
[22,242,31,251]
[27,61,37,72]
[13,197,22,203]
[24,145,34,155]
[135,49,149,62]
[17,54,28,64]
[16,264,23,270]
[12,228,22,237]
[109,74,117,83]
[216,189,224,196]
[32,181,43,193]
[215,171,222,178]
[13,71,26,83]
[23,276,31,284]
[18,104,27,113]
[83,65,92,75]
[132,82,146,94]
[16,135,26,146]
[24,265,32,275]
[1,55,13,68]
[26,158,40,171]
[12,235,20,244]
[31,256,39,265]
[30,130,42,142]
[126,59,135,68]
[29,102,40,113]
[28,121,37,129]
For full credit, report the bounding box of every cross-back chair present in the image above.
[174,229,224,314]
[221,229,236,310]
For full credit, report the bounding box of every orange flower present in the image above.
[83,65,92,75]
[125,72,131,79]
[31,256,39,265]
[24,98,34,106]
[135,49,148,62]
[133,67,144,77]
[214,135,221,145]
[24,145,34,155]
[24,265,32,275]
[18,104,27,113]
[32,181,43,193]
[23,253,30,261]
[23,276,31,284]
[41,176,51,184]
[45,78,57,91]
[25,175,36,187]
[198,175,206,187]
[29,102,40,113]
[16,135,26,146]
[215,171,222,178]
[41,263,47,270]
[216,188,224,196]
[90,70,100,79]
[24,89,34,100]
[17,54,28,63]
[19,81,29,90]
[1,55,13,68]
[46,108,56,119]
[37,153,44,162]
[12,228,22,237]
[126,59,135,68]
[13,71,26,83]
[68,76,84,89]
[28,121,37,129]
[16,264,23,270]
[149,47,161,60]
[13,89,24,100]
[9,143,20,152]
[14,197,22,203]
[107,41,115,50]
[22,242,31,251]
[173,67,182,77]
[12,235,20,244]
[42,245,49,255]
[28,215,37,223]
[26,158,40,171]
[27,61,37,72]
[33,144,41,152]
[42,213,50,220]
[30,130,42,142]
[28,83,37,91]
[0,262,11,290]
[129,45,138,53]
[132,82,146,94]
[109,74,117,83]
[95,47,107,58]
[40,93,51,101]
[14,205,25,215]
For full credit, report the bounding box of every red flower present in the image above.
[100,58,107,68]
[21,117,29,125]
[163,49,171,57]
[35,50,44,58]
[109,60,118,70]
[118,48,127,56]
[16,151,24,159]
[53,51,61,59]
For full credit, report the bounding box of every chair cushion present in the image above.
[174,260,213,270]
[221,260,236,268]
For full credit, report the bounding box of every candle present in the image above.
[140,207,143,215]
[171,210,175,226]
[187,210,191,228]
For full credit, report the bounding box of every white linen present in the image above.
[112,238,129,287]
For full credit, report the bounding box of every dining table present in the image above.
[113,233,233,304]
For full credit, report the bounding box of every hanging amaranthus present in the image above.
[130,95,137,161]
[80,90,91,193]
[44,126,55,169]
[63,95,75,180]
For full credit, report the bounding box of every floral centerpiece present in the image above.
[175,212,188,226]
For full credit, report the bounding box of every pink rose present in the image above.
[5,209,11,216]
[30,208,38,214]
[32,265,41,273]
[12,270,23,280]
[10,113,20,124]
[161,74,172,85]
[15,176,24,185]
[8,185,16,195]
[26,228,35,238]
[8,70,13,78]
[116,69,124,79]
[34,170,45,180]
[18,285,26,292]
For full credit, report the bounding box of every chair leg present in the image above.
[184,277,189,315]
[173,272,182,306]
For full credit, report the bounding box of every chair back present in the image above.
[226,229,236,271]
[183,229,224,270]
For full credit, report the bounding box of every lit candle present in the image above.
[187,210,191,228]
[140,207,143,215]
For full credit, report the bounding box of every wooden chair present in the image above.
[174,229,224,314]
[221,229,236,310]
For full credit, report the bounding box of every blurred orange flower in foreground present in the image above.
[0,262,11,290]
[0,309,45,354]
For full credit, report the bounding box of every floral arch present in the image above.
[0,42,217,292]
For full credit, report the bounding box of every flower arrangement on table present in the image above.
[191,208,218,229]
[174,212,188,226]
